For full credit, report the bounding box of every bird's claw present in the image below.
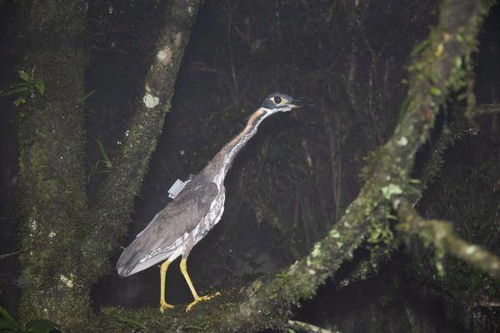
[160,301,175,313]
[185,292,221,312]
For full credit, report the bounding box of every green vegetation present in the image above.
[0,306,58,333]
[0,68,45,110]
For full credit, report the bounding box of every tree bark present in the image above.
[17,0,90,328]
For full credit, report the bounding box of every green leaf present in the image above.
[14,97,27,107]
[0,305,15,322]
[429,86,442,96]
[80,90,95,103]
[113,314,148,332]
[411,38,430,57]
[7,82,27,89]
[25,319,58,333]
[381,184,402,200]
[0,86,28,97]
[0,319,20,331]
[95,139,112,168]
[35,81,45,95]
[0,305,20,332]
[18,70,30,82]
[397,96,410,123]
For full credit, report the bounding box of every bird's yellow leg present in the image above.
[180,257,220,312]
[160,260,174,312]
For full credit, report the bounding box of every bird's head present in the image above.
[261,93,299,114]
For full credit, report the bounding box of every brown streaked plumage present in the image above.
[116,93,299,312]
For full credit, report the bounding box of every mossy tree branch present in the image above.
[81,0,200,284]
[335,101,500,291]
[397,199,500,279]
[94,0,495,332]
[214,0,493,330]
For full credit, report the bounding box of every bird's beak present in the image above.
[288,99,309,110]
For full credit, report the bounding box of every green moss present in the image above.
[16,0,90,329]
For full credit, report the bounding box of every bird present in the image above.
[116,93,300,312]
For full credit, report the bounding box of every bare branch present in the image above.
[0,247,33,261]
[474,103,500,116]
[288,320,340,333]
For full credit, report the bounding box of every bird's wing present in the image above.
[116,180,219,276]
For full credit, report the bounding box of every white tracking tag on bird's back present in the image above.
[168,179,190,199]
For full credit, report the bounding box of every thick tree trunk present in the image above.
[17,0,89,328]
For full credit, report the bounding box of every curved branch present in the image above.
[397,200,500,279]
[337,100,500,290]
[216,0,494,329]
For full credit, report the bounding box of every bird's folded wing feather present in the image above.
[116,180,219,274]
[143,180,219,245]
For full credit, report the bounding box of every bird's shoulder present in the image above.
[174,175,219,205]
[137,176,220,238]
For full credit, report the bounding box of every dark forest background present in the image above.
[0,0,499,332]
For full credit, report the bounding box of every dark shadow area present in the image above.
[0,0,22,318]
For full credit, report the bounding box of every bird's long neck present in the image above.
[211,108,271,179]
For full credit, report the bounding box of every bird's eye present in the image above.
[273,96,282,104]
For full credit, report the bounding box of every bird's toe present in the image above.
[160,301,175,313]
[185,292,221,312]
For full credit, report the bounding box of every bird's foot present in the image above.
[160,300,175,313]
[185,292,221,312]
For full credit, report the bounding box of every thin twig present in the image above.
[288,320,339,333]
[0,247,34,261]
[479,302,500,307]
[474,103,500,116]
